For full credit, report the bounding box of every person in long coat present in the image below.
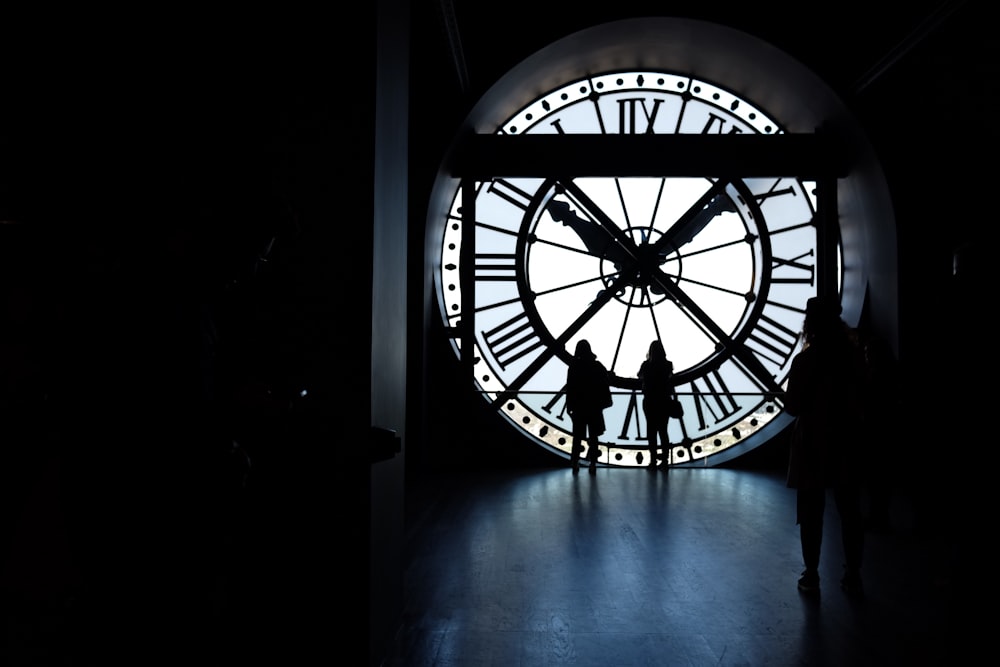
[566,339,611,474]
[783,296,867,598]
[638,340,675,470]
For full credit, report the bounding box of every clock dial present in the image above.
[436,70,826,467]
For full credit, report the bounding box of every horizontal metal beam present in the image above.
[451,133,848,179]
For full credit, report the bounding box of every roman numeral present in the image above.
[701,112,745,135]
[487,178,533,210]
[618,98,663,134]
[615,390,645,440]
[687,370,740,429]
[541,384,569,420]
[754,183,797,204]
[475,253,517,281]
[482,312,544,370]
[771,250,815,285]
[745,314,800,368]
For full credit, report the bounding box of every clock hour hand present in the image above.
[545,195,640,302]
[546,199,634,270]
[555,180,642,257]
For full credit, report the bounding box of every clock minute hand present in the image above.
[652,178,736,254]
[670,193,737,247]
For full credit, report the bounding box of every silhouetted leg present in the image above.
[570,418,584,471]
[834,484,865,596]
[642,403,656,467]
[797,488,825,590]
[657,425,670,469]
[646,428,658,468]
[586,420,600,468]
[644,406,665,468]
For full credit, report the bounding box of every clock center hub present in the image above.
[600,229,679,306]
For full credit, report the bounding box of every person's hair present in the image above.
[574,339,594,358]
[647,340,666,361]
[801,308,855,350]
[800,296,851,349]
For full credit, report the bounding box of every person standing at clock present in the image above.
[565,339,612,475]
[783,296,867,598]
[638,340,675,471]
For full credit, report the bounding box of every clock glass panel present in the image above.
[435,70,829,467]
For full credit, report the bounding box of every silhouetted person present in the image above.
[637,340,675,470]
[566,339,611,474]
[783,296,867,598]
[860,333,901,534]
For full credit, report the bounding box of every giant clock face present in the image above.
[434,69,830,467]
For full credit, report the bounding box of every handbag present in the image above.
[668,398,684,418]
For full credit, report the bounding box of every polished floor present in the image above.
[384,463,963,666]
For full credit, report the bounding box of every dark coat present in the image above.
[638,356,674,415]
[566,354,611,433]
[783,333,866,490]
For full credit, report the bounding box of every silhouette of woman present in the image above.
[565,339,611,474]
[783,296,867,598]
[638,340,675,470]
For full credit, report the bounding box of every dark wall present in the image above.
[1,9,389,664]
[370,0,409,663]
